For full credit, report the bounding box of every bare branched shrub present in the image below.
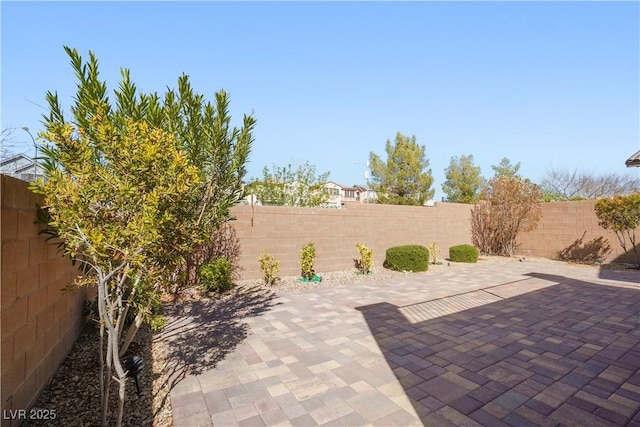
[541,168,640,200]
[471,177,542,256]
[1,127,19,159]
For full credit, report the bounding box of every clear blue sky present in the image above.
[2,1,639,201]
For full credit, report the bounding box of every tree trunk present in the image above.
[112,332,127,427]
[119,314,143,358]
[102,332,112,427]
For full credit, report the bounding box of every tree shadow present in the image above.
[556,231,611,264]
[160,284,279,390]
[606,242,640,267]
[356,274,640,425]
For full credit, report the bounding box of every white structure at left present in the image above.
[1,154,44,182]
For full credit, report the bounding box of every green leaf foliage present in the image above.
[299,242,316,280]
[442,154,484,203]
[199,258,234,292]
[594,193,640,267]
[368,133,435,205]
[29,46,255,426]
[384,245,429,272]
[248,162,331,207]
[491,157,521,179]
[449,244,479,263]
[258,249,280,286]
[354,243,373,274]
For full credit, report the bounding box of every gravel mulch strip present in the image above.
[23,322,173,427]
[236,255,575,293]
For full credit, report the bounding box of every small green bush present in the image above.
[199,257,234,292]
[258,249,280,286]
[384,245,429,272]
[449,244,479,263]
[354,243,373,274]
[299,242,316,280]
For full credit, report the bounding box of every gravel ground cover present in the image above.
[22,255,631,426]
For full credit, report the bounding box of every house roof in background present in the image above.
[626,150,640,167]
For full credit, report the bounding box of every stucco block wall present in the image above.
[229,201,473,279]
[517,200,639,264]
[231,199,638,279]
[1,175,88,426]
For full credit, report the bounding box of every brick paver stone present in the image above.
[164,262,640,426]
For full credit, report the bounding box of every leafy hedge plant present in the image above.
[258,249,280,286]
[449,244,479,263]
[199,257,234,292]
[354,243,373,274]
[384,245,429,272]
[299,242,316,280]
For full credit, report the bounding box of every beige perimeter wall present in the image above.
[230,202,474,279]
[229,199,639,280]
[516,199,639,265]
[1,175,89,426]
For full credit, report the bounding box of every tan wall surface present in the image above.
[1,175,88,426]
[517,200,639,264]
[231,199,639,280]
[230,201,473,279]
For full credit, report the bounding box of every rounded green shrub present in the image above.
[449,244,479,263]
[384,245,429,272]
[199,257,234,292]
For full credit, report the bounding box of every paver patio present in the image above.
[163,261,640,426]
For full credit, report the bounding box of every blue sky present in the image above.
[2,1,639,201]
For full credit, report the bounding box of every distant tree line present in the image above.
[248,132,639,208]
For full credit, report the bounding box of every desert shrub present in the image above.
[175,222,241,295]
[427,242,441,264]
[449,244,479,263]
[258,249,280,286]
[199,257,234,292]
[384,245,429,272]
[299,242,316,280]
[354,243,373,274]
[594,193,640,268]
[471,176,542,256]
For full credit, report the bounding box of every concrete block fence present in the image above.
[516,199,639,265]
[230,199,639,280]
[229,202,473,279]
[1,175,89,426]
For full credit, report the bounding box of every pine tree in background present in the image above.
[442,154,484,203]
[368,132,434,205]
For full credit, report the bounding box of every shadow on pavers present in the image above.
[356,274,640,426]
[161,284,279,390]
[598,262,640,285]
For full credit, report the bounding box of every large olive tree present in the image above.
[32,47,255,427]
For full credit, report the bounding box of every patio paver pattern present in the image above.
[164,262,640,427]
